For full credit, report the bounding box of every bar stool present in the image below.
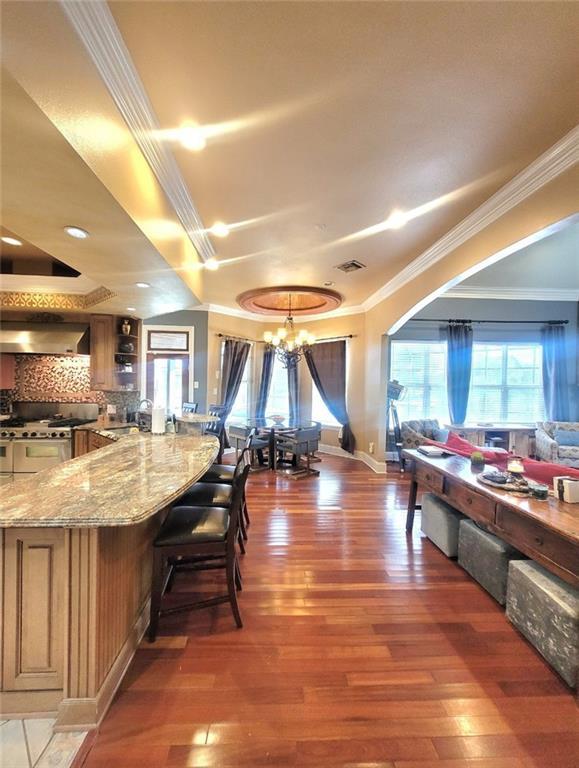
[148,455,250,641]
[176,448,251,553]
[198,431,257,534]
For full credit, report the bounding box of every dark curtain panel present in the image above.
[446,322,473,425]
[220,339,251,446]
[541,324,570,421]
[304,340,355,453]
[288,362,300,423]
[256,347,275,419]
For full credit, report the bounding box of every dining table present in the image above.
[233,417,319,470]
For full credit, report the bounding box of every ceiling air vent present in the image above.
[335,260,366,273]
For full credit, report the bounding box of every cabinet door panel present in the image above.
[3,529,65,691]
[90,314,114,390]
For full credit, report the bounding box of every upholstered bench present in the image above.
[420,493,464,557]
[506,560,579,688]
[458,519,525,605]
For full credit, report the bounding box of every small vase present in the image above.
[471,459,485,473]
[121,320,131,336]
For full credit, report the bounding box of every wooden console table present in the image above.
[404,449,579,588]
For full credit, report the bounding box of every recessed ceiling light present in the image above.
[178,124,206,152]
[1,236,23,246]
[126,307,136,312]
[205,257,219,271]
[64,226,89,239]
[323,281,335,287]
[385,209,408,229]
[135,282,151,288]
[209,221,229,238]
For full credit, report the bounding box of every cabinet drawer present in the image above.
[415,464,444,494]
[444,479,496,525]
[496,505,578,579]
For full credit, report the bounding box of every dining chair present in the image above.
[276,426,320,477]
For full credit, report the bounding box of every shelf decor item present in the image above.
[121,319,131,336]
[118,340,135,353]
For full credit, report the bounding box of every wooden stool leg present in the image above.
[226,554,243,628]
[242,493,250,527]
[234,559,243,591]
[237,526,246,555]
[148,548,165,642]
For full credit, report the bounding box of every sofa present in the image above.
[535,422,579,468]
[400,419,444,450]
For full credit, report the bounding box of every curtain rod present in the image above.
[409,318,569,325]
[217,333,355,343]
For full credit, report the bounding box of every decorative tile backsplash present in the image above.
[0,355,141,414]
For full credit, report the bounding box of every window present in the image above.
[147,355,188,415]
[225,346,252,423]
[311,384,340,427]
[390,341,448,422]
[266,356,290,419]
[467,343,543,423]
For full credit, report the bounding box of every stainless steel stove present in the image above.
[0,403,99,484]
[1,423,73,440]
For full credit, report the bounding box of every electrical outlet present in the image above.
[369,441,375,454]
[215,370,220,379]
[107,404,117,415]
[212,387,218,395]
[193,381,199,389]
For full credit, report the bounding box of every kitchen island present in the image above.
[0,432,219,727]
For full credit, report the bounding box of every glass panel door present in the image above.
[146,354,189,415]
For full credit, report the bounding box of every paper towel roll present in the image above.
[151,407,166,434]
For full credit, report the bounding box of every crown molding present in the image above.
[194,301,366,323]
[194,303,264,322]
[60,0,214,263]
[363,126,579,311]
[0,286,115,311]
[444,285,579,302]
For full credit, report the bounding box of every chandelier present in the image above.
[263,296,316,368]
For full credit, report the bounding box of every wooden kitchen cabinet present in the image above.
[0,354,16,389]
[90,314,141,392]
[74,429,115,456]
[90,314,115,390]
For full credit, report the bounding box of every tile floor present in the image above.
[0,718,87,768]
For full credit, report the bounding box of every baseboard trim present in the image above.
[318,444,387,474]
[55,599,150,731]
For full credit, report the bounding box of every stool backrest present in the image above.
[227,450,252,552]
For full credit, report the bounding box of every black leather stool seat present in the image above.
[154,506,229,547]
[177,482,232,508]
[200,464,235,484]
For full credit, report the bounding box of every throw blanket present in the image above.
[425,431,579,487]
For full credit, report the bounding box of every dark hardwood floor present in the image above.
[83,456,578,767]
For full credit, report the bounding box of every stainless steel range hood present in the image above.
[0,322,90,354]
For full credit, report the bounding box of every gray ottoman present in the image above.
[507,560,579,688]
[458,519,525,605]
[420,493,464,557]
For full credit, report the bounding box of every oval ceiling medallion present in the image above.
[237,286,342,316]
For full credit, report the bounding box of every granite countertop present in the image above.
[0,433,219,528]
[176,413,219,423]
